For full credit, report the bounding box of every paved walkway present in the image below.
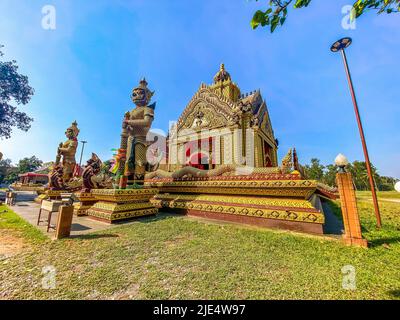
[9,192,116,239]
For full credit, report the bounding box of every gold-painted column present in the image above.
[336,171,368,248]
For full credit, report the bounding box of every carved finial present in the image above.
[281,148,293,173]
[213,63,231,83]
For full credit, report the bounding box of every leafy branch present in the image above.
[251,0,400,33]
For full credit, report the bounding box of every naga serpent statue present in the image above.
[145,164,281,180]
[49,164,67,190]
[145,148,298,180]
[49,152,112,192]
[81,153,113,192]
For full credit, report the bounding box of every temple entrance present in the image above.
[265,156,272,167]
[264,141,273,167]
[187,152,209,170]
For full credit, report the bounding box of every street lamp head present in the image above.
[330,37,352,52]
[335,153,349,172]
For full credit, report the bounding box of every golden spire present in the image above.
[213,63,231,83]
[210,63,240,102]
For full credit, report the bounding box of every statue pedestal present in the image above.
[35,194,48,204]
[73,192,97,216]
[34,190,63,204]
[87,188,158,224]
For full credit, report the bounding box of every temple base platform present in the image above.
[146,174,331,235]
[87,188,158,224]
[73,192,97,216]
[152,194,324,234]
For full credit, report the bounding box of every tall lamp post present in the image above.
[331,37,382,228]
[78,140,88,169]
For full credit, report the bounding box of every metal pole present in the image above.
[339,48,382,228]
[79,140,87,169]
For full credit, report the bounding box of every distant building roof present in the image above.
[34,162,54,174]
[18,172,48,178]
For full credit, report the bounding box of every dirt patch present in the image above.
[0,231,26,259]
[164,234,195,248]
[109,283,141,300]
[363,198,400,204]
[381,198,400,204]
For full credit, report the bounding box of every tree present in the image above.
[346,160,380,191]
[379,176,398,191]
[302,158,396,191]
[17,156,43,174]
[0,156,43,185]
[0,45,34,139]
[251,0,400,33]
[303,158,324,181]
[323,164,337,187]
[0,158,12,184]
[3,167,19,184]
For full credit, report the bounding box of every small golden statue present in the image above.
[55,121,80,182]
[117,78,156,188]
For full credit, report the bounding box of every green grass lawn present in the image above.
[0,192,399,300]
[357,190,400,200]
[0,206,47,244]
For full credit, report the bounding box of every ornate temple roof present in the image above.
[175,64,276,145]
[239,90,263,116]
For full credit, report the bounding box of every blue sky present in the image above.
[0,0,399,178]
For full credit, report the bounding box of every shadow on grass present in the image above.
[71,223,92,231]
[324,200,342,221]
[116,211,180,225]
[70,233,120,240]
[69,213,180,240]
[367,237,400,248]
[388,290,400,298]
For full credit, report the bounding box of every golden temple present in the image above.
[40,64,338,235]
[139,65,338,234]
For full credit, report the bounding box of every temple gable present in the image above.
[168,64,279,170]
[177,86,238,131]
